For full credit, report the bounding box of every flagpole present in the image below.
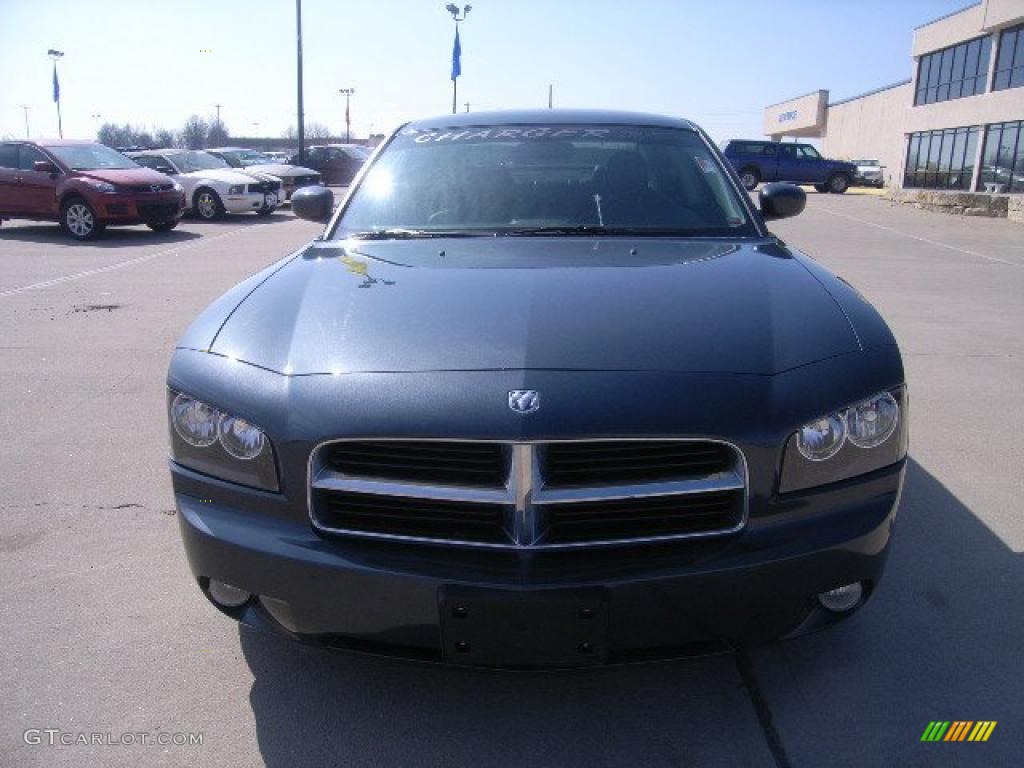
[48,49,64,139]
[446,5,470,115]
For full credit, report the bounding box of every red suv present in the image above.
[0,140,185,240]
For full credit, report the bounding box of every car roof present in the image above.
[405,109,698,132]
[30,139,100,147]
[208,147,248,152]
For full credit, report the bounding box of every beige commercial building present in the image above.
[765,0,1024,192]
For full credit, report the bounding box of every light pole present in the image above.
[339,88,354,143]
[445,4,470,115]
[296,0,305,164]
[48,49,64,138]
[19,105,31,137]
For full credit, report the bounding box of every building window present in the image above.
[993,24,1024,91]
[914,35,992,105]
[903,127,980,189]
[979,121,1024,192]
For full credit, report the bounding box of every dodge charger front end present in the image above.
[167,110,907,667]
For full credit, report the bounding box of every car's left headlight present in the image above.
[228,184,245,195]
[168,391,279,491]
[171,180,184,193]
[88,180,117,193]
[780,387,907,493]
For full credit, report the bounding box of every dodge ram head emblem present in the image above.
[150,184,162,192]
[508,390,540,414]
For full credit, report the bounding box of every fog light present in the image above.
[817,582,863,613]
[208,580,250,608]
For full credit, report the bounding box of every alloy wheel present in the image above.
[66,204,94,237]
[197,193,217,219]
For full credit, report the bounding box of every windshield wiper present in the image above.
[501,226,714,237]
[502,225,614,236]
[346,229,485,240]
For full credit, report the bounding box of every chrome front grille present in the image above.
[309,439,747,549]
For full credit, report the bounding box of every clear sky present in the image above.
[0,0,974,144]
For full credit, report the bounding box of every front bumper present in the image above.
[223,191,277,213]
[100,193,185,223]
[174,458,904,666]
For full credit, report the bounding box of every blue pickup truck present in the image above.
[723,140,858,194]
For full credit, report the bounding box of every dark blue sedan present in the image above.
[166,110,906,667]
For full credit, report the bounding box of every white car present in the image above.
[128,150,281,219]
[851,158,885,189]
[207,147,322,201]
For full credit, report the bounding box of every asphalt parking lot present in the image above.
[1,195,1022,768]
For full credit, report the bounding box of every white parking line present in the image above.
[810,204,1018,267]
[0,220,297,300]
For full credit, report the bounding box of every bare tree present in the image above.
[282,125,297,140]
[207,118,229,147]
[305,122,332,140]
[154,128,176,148]
[179,115,208,149]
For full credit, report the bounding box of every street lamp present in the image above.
[48,49,64,138]
[339,88,355,143]
[445,4,471,115]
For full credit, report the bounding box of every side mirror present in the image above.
[155,166,175,175]
[33,160,58,174]
[759,182,805,221]
[291,185,335,223]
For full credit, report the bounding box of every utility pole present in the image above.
[48,49,64,138]
[214,103,223,123]
[296,0,305,164]
[19,105,31,137]
[446,4,471,115]
[548,84,553,109]
[339,88,355,143]
[464,101,470,113]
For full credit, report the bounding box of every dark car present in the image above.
[294,144,369,185]
[723,139,858,193]
[0,140,185,240]
[168,110,906,668]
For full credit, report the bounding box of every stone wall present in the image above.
[884,189,1024,222]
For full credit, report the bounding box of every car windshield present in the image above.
[46,144,138,171]
[167,151,231,173]
[230,150,275,165]
[335,124,755,238]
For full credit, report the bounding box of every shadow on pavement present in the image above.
[239,458,1020,767]
[0,223,201,247]
[749,457,1021,766]
[240,625,773,768]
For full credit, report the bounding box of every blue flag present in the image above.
[52,66,60,103]
[451,26,461,81]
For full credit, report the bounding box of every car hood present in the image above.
[206,238,860,375]
[181,168,263,185]
[75,168,173,185]
[242,163,316,177]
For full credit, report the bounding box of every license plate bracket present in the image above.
[439,587,609,667]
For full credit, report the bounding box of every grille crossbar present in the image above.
[310,440,746,549]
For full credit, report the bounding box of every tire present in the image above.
[194,188,225,220]
[147,220,179,232]
[814,184,829,193]
[739,168,760,191]
[60,198,105,240]
[827,173,850,194]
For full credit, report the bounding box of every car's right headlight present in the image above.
[780,387,907,493]
[168,391,279,491]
